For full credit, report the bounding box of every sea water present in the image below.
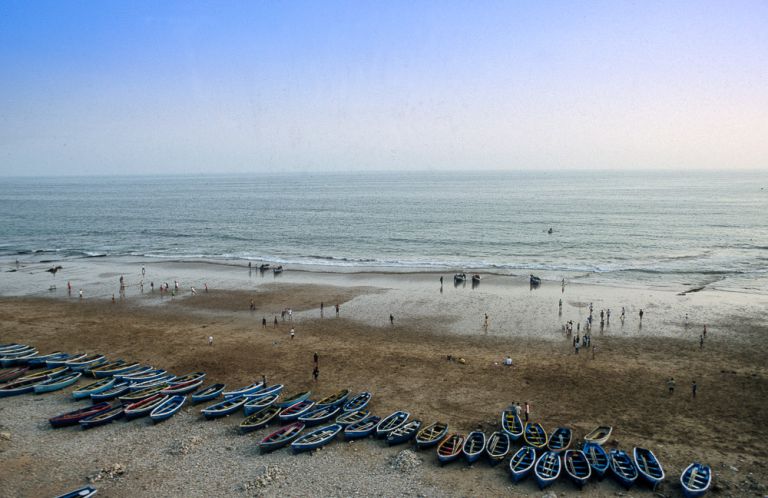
[0,170,766,293]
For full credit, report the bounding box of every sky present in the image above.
[0,0,766,176]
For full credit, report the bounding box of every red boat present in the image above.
[49,402,112,427]
[0,367,29,384]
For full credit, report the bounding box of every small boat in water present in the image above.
[386,419,421,446]
[584,425,612,445]
[79,405,125,429]
[342,391,372,412]
[291,423,342,453]
[535,451,562,489]
[547,427,573,452]
[454,272,467,283]
[437,433,465,465]
[583,441,610,479]
[680,462,712,498]
[201,396,248,419]
[34,372,82,393]
[415,421,449,449]
[240,405,282,432]
[375,411,409,438]
[501,410,524,440]
[49,402,112,428]
[344,415,381,439]
[563,449,592,487]
[53,485,98,498]
[335,409,369,427]
[486,431,511,465]
[509,446,537,482]
[609,449,639,489]
[463,431,487,464]
[150,395,186,422]
[523,422,548,450]
[634,447,665,488]
[259,422,305,453]
[272,265,284,274]
[190,383,225,404]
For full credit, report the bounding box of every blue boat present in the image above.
[90,382,130,401]
[463,431,487,463]
[342,391,372,412]
[279,400,316,421]
[277,390,311,407]
[344,415,381,439]
[201,395,248,419]
[0,349,38,367]
[243,392,280,416]
[501,410,524,440]
[563,449,592,487]
[415,422,449,449]
[437,433,465,464]
[291,423,342,453]
[49,402,112,427]
[240,405,281,432]
[128,374,176,390]
[91,362,142,378]
[66,354,107,372]
[535,451,562,489]
[634,447,665,488]
[335,409,370,427]
[609,449,638,489]
[24,351,67,367]
[315,389,350,408]
[191,383,225,404]
[509,446,537,482]
[298,405,342,426]
[109,365,153,379]
[387,419,421,445]
[548,427,573,452]
[34,372,82,393]
[48,352,86,367]
[375,411,409,438]
[524,422,548,450]
[486,431,511,465]
[583,441,610,479]
[150,395,186,422]
[223,382,263,398]
[85,360,125,377]
[124,394,169,419]
[161,378,204,395]
[259,422,305,453]
[244,383,283,399]
[79,405,125,429]
[53,485,98,498]
[681,462,712,498]
[0,376,49,397]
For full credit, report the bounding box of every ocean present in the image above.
[0,170,766,293]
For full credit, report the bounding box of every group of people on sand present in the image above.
[506,401,532,421]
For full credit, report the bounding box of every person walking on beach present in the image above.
[691,380,697,399]
[313,352,319,366]
[558,299,562,314]
[150,281,154,292]
[390,314,394,325]
[273,317,278,328]
[685,313,689,328]
[440,276,443,286]
[320,302,324,312]
[290,328,295,340]
[67,281,72,294]
[667,377,675,395]
[204,283,208,293]
[312,365,319,382]
[141,266,145,277]
[262,374,267,388]
[484,313,489,329]
[335,303,340,315]
[639,309,644,321]
[592,343,597,359]
[699,334,704,350]
[606,309,610,325]
[703,324,707,338]
[250,299,255,311]
[79,289,83,299]
[524,402,530,422]
[262,317,267,328]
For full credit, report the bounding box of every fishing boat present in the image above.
[486,431,511,465]
[49,402,112,428]
[124,394,170,419]
[463,431,487,464]
[259,422,305,453]
[66,354,106,371]
[123,369,167,382]
[523,422,548,450]
[223,382,264,398]
[291,423,342,453]
[415,422,449,449]
[84,359,124,376]
[109,365,152,379]
[239,405,281,432]
[79,405,125,429]
[501,409,524,440]
[150,395,186,423]
[191,383,225,404]
[201,396,248,419]
[509,446,537,482]
[583,441,610,479]
[315,389,350,408]
[90,382,130,401]
[243,392,280,416]
[47,353,86,367]
[0,343,28,353]
[34,372,82,393]
[548,427,573,452]
[18,365,69,381]
[23,351,66,367]
[454,272,467,282]
[169,372,206,385]
[386,419,422,446]
[535,451,562,489]
[118,384,168,404]
[0,366,29,383]
[128,374,176,390]
[343,415,381,439]
[244,383,284,399]
[583,425,612,445]
[342,391,372,412]
[609,449,639,489]
[634,447,665,488]
[0,349,38,367]
[375,410,409,438]
[278,400,316,421]
[298,405,342,426]
[161,378,205,396]
[335,409,369,427]
[53,485,98,498]
[272,265,284,274]
[259,263,271,270]
[277,390,311,407]
[437,433,465,465]
[680,462,712,498]
[563,449,592,487]
[0,376,49,397]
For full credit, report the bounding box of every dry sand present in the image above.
[0,275,766,497]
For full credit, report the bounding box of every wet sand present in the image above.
[0,265,767,496]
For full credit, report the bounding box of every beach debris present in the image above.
[390,449,421,473]
[240,465,283,492]
[541,492,557,498]
[0,431,10,441]
[87,463,125,483]
[169,435,203,456]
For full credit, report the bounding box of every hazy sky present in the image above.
[1,1,766,176]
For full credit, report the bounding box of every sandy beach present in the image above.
[0,261,766,497]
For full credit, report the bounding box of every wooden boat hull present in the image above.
[278,400,316,421]
[79,405,125,429]
[118,384,168,403]
[680,462,712,498]
[509,446,537,482]
[291,423,342,453]
[298,406,341,426]
[150,395,186,422]
[243,393,280,416]
[437,433,465,464]
[259,422,305,452]
[342,391,372,412]
[386,419,422,445]
[161,378,204,395]
[53,485,98,498]
[201,396,248,419]
[335,409,370,427]
[315,389,350,408]
[0,376,49,397]
[583,441,610,479]
[415,422,449,449]
[92,362,142,378]
[191,383,225,404]
[535,451,562,489]
[523,422,548,450]
[72,378,116,399]
[547,427,573,452]
[240,405,281,432]
[486,431,511,465]
[49,402,112,427]
[344,416,381,439]
[277,390,311,407]
[47,353,86,368]
[91,383,130,401]
[34,372,82,393]
[584,425,612,446]
[463,431,487,463]
[67,355,107,372]
[564,449,592,487]
[609,449,639,489]
[124,394,169,419]
[634,447,665,487]
[0,367,29,383]
[501,410,524,440]
[223,382,264,399]
[375,411,409,438]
